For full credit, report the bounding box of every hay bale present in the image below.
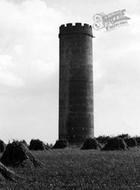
[1,141,42,167]
[117,134,130,139]
[29,139,45,150]
[124,138,137,147]
[102,137,128,151]
[0,140,6,152]
[0,162,23,181]
[81,138,100,150]
[96,136,110,145]
[45,143,53,150]
[135,137,140,146]
[19,140,28,148]
[53,140,68,149]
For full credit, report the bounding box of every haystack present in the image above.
[117,134,130,139]
[135,137,140,146]
[0,162,22,181]
[1,141,41,167]
[124,138,137,147]
[45,143,53,149]
[102,137,128,151]
[0,140,6,152]
[53,139,68,149]
[81,138,100,150]
[29,139,45,150]
[96,136,110,145]
[20,140,28,148]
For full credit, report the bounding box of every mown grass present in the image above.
[2,147,140,189]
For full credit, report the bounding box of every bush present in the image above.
[29,139,45,150]
[124,138,137,147]
[102,137,128,151]
[81,138,100,150]
[53,140,68,149]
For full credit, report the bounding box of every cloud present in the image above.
[93,2,140,136]
[0,0,139,141]
[0,0,65,88]
[0,0,66,142]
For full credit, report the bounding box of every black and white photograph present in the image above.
[0,0,139,189]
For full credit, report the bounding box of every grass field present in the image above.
[2,147,140,190]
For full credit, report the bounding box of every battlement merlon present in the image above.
[59,23,94,38]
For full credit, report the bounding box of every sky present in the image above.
[0,0,139,143]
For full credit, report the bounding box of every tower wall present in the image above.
[59,23,94,144]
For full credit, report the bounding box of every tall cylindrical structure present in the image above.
[59,23,94,144]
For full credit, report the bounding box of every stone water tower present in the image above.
[59,23,94,144]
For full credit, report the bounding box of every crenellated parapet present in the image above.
[59,23,93,37]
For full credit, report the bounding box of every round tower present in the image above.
[59,23,94,144]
